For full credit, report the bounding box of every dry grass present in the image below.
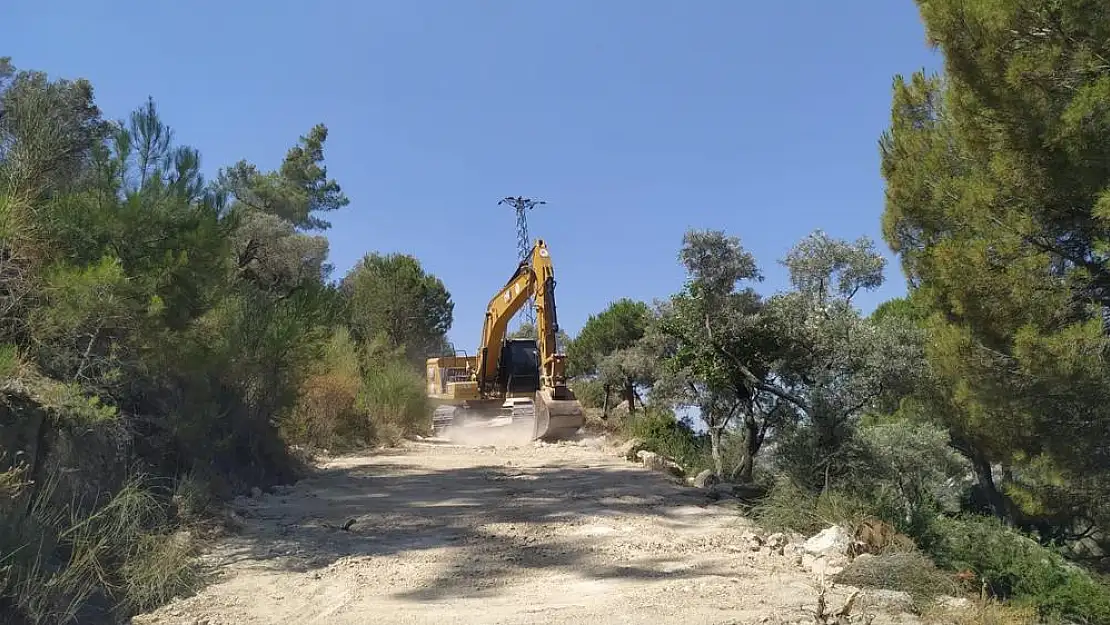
[922,598,1038,625]
[281,327,370,450]
[833,552,963,612]
[0,468,203,624]
[282,370,366,449]
[581,407,623,436]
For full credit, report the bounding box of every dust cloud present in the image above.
[437,419,536,447]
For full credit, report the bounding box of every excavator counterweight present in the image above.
[426,239,584,442]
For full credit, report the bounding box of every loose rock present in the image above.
[803,525,853,559]
[635,449,684,477]
[693,469,719,489]
[861,589,915,614]
[618,438,648,461]
[935,595,973,611]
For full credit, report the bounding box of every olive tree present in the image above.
[654,230,792,479]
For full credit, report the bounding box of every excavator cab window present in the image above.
[499,338,540,394]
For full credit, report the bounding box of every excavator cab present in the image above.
[498,338,541,395]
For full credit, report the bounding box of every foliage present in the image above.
[752,477,881,538]
[653,229,781,478]
[879,0,1110,535]
[0,469,200,625]
[622,407,709,474]
[357,357,432,445]
[832,552,961,612]
[216,124,349,231]
[565,298,652,377]
[342,252,454,367]
[506,321,571,353]
[7,3,1110,622]
[652,228,909,483]
[925,516,1110,624]
[0,57,453,623]
[280,327,369,449]
[853,421,970,532]
[569,377,607,409]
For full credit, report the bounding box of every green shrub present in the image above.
[926,515,1110,624]
[0,471,201,624]
[769,419,971,542]
[569,378,607,409]
[623,408,710,473]
[854,421,970,530]
[358,357,431,445]
[753,476,884,536]
[0,344,19,379]
[281,327,369,449]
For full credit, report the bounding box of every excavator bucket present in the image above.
[532,388,584,442]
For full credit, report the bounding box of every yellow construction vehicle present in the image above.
[425,238,584,441]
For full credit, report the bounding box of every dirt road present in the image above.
[132,426,903,625]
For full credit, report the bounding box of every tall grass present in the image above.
[358,357,431,445]
[753,477,883,536]
[0,467,201,624]
[280,329,432,449]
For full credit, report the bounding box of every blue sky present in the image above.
[4,1,941,349]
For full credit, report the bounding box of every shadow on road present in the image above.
[216,442,740,602]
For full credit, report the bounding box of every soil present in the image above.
[130,423,923,625]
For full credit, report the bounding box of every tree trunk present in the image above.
[735,417,759,483]
[602,384,611,417]
[968,449,1015,525]
[624,382,636,413]
[709,426,724,477]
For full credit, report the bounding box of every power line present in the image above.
[498,196,545,327]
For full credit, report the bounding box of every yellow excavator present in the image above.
[425,239,584,442]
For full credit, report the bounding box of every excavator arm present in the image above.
[475,239,568,395]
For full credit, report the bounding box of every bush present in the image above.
[833,551,961,611]
[753,476,883,536]
[926,515,1110,624]
[623,408,710,473]
[770,419,971,541]
[280,329,436,449]
[281,328,369,449]
[569,378,607,410]
[855,421,969,518]
[358,358,431,445]
[0,470,201,624]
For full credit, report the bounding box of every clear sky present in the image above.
[3,1,942,349]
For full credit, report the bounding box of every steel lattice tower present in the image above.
[498,196,545,327]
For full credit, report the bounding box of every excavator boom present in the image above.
[426,239,584,441]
